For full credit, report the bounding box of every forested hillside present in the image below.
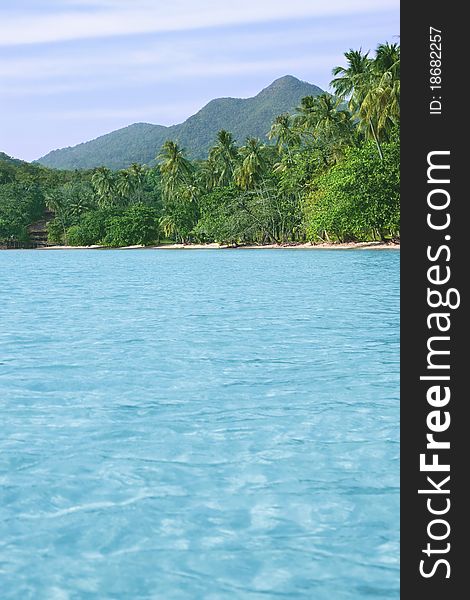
[37,76,323,170]
[2,44,400,248]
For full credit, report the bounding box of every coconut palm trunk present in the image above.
[369,118,384,160]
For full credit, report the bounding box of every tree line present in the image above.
[0,43,399,248]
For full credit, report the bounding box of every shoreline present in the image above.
[29,241,400,251]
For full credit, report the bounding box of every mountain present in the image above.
[36,76,323,170]
[1,151,48,185]
[0,152,27,167]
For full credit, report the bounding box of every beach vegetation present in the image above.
[0,42,399,248]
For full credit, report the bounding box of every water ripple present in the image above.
[0,249,399,599]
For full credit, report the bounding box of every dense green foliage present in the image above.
[37,76,323,170]
[1,44,399,248]
[0,155,74,245]
[66,205,160,247]
[0,183,44,243]
[304,133,400,242]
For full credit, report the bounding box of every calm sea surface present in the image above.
[0,249,399,599]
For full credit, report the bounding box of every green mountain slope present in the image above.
[0,152,27,167]
[37,76,323,170]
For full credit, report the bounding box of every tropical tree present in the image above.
[331,44,400,159]
[116,169,136,203]
[360,43,400,142]
[45,189,71,243]
[234,138,270,190]
[46,181,96,244]
[128,163,147,202]
[208,130,239,187]
[158,141,194,201]
[159,214,178,239]
[91,167,116,207]
[294,93,354,163]
[294,96,317,135]
[103,204,160,247]
[65,208,114,246]
[303,133,400,242]
[268,114,301,173]
[157,141,198,242]
[330,48,372,107]
[199,157,218,192]
[268,114,300,158]
[1,39,400,249]
[0,182,44,244]
[62,181,94,218]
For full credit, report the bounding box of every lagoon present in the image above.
[0,250,399,599]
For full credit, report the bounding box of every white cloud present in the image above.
[1,55,339,98]
[1,12,388,93]
[1,0,399,161]
[0,0,399,46]
[40,102,200,121]
[0,26,347,81]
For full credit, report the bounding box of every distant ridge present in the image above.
[36,76,323,170]
[0,151,27,167]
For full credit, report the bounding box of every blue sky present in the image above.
[0,0,399,161]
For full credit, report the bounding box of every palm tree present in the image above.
[128,163,147,202]
[157,141,194,202]
[199,156,218,192]
[157,141,198,243]
[293,94,354,164]
[268,114,300,158]
[45,190,69,244]
[45,182,94,244]
[116,170,135,203]
[300,94,353,140]
[129,162,146,182]
[360,43,400,142]
[159,214,177,239]
[330,48,384,157]
[208,130,239,187]
[331,44,400,159]
[375,42,400,75]
[330,48,372,108]
[234,138,269,190]
[294,96,318,135]
[91,167,116,207]
[64,182,94,219]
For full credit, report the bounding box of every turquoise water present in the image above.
[0,250,399,599]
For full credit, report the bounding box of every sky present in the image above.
[0,0,399,162]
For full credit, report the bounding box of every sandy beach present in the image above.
[35,241,399,251]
